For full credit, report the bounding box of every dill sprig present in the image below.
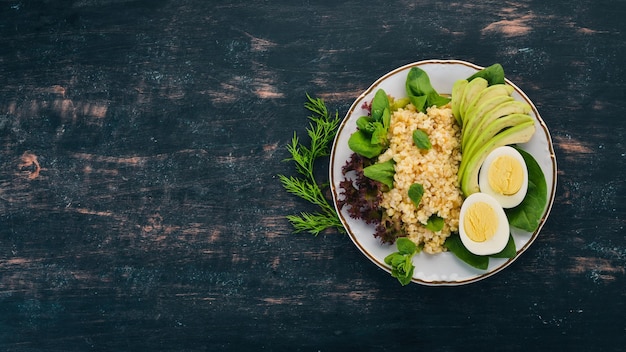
[279,94,344,235]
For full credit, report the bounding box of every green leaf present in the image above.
[408,95,428,112]
[363,159,396,189]
[425,215,444,232]
[384,238,421,286]
[371,89,390,122]
[412,129,432,150]
[349,90,392,159]
[370,122,387,145]
[467,63,506,86]
[382,107,391,130]
[405,67,451,112]
[385,252,405,267]
[444,233,489,270]
[348,130,385,158]
[356,116,374,132]
[396,237,417,255]
[505,147,548,232]
[408,183,424,208]
[490,234,517,259]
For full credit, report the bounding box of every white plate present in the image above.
[329,59,557,286]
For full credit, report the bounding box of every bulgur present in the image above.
[378,104,464,254]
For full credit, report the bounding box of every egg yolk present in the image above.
[487,155,524,196]
[463,202,498,242]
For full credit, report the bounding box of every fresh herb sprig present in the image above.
[279,94,344,235]
[384,238,422,286]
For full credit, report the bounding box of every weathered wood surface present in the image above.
[0,0,625,350]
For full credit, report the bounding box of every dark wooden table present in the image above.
[1,1,625,351]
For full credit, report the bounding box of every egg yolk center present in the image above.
[464,202,498,242]
[487,155,524,195]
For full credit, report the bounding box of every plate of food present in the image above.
[330,59,557,286]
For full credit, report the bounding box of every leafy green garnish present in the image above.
[489,235,517,259]
[405,67,451,112]
[348,130,385,158]
[278,94,343,235]
[371,88,391,122]
[384,238,422,286]
[425,215,444,232]
[444,233,517,270]
[467,63,506,86]
[444,233,489,270]
[363,159,396,189]
[412,129,432,150]
[348,89,391,159]
[408,183,425,207]
[505,147,548,232]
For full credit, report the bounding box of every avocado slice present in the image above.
[462,93,516,147]
[459,121,536,196]
[451,79,468,125]
[459,77,488,119]
[463,100,532,148]
[465,84,514,118]
[463,113,535,162]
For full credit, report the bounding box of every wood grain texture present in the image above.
[0,0,625,350]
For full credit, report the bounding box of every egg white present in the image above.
[459,192,510,256]
[478,146,528,208]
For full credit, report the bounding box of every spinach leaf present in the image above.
[425,215,444,232]
[363,159,396,189]
[371,89,390,122]
[505,147,548,232]
[348,130,385,158]
[489,234,517,259]
[369,122,387,145]
[405,67,451,112]
[444,233,489,270]
[467,63,505,86]
[412,129,432,150]
[408,183,425,208]
[348,89,391,159]
[355,116,374,132]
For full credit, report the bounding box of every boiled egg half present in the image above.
[459,192,510,256]
[478,146,528,208]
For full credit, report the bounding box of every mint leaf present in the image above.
[396,237,417,255]
[408,183,424,207]
[385,238,421,286]
[425,215,444,232]
[412,129,432,150]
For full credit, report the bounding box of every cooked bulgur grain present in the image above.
[378,104,463,254]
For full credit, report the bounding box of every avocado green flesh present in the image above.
[463,100,532,149]
[459,77,488,119]
[464,84,514,119]
[463,113,535,163]
[461,95,514,146]
[451,79,468,125]
[459,122,536,196]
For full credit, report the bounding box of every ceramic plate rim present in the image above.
[329,59,557,286]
